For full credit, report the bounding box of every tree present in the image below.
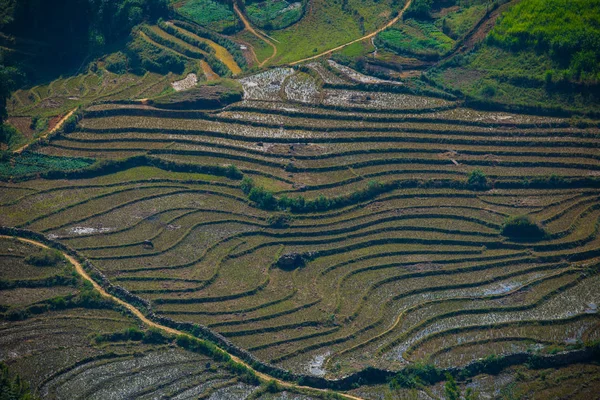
[408,0,433,18]
[501,215,546,240]
[467,169,489,190]
[0,64,19,126]
[444,373,460,400]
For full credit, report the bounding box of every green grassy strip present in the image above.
[140,25,206,59]
[171,20,247,70]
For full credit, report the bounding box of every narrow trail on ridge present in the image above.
[290,0,413,65]
[13,107,77,154]
[233,3,278,67]
[0,234,365,400]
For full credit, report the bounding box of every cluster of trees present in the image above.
[0,363,35,400]
[242,177,391,212]
[94,327,169,344]
[0,0,170,137]
[1,0,168,62]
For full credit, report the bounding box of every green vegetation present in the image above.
[244,0,308,30]
[0,0,169,82]
[1,0,600,397]
[24,249,64,267]
[0,152,95,180]
[94,326,171,344]
[0,363,37,400]
[377,18,454,59]
[0,123,25,151]
[127,33,188,75]
[466,169,489,190]
[488,0,600,82]
[175,0,241,33]
[444,373,460,400]
[269,0,402,64]
[427,0,600,114]
[501,215,546,240]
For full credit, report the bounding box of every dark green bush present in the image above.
[501,215,546,240]
[0,362,36,400]
[389,362,442,389]
[25,249,64,267]
[267,213,293,228]
[104,52,129,74]
[467,169,489,190]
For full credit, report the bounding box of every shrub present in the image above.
[249,186,277,210]
[0,362,35,400]
[25,249,64,267]
[267,213,293,228]
[104,52,129,74]
[241,176,255,194]
[225,164,242,179]
[389,362,442,389]
[444,373,460,400]
[501,215,546,240]
[407,0,433,19]
[467,169,489,190]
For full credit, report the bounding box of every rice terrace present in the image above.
[1,0,600,398]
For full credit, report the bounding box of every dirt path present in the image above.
[436,0,520,67]
[13,108,77,155]
[2,234,364,400]
[233,3,278,67]
[290,0,413,65]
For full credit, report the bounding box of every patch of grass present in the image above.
[245,0,307,30]
[438,4,487,39]
[127,34,188,74]
[376,18,454,59]
[0,152,95,180]
[488,0,600,82]
[269,0,401,64]
[175,0,242,34]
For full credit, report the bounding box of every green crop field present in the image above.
[1,0,600,398]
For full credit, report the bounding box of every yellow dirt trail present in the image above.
[290,0,413,65]
[1,235,364,400]
[234,3,278,67]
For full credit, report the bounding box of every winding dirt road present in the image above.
[235,0,413,67]
[289,0,413,65]
[234,3,278,67]
[1,234,364,400]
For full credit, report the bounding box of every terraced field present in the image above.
[2,61,600,397]
[6,19,246,120]
[0,235,328,399]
